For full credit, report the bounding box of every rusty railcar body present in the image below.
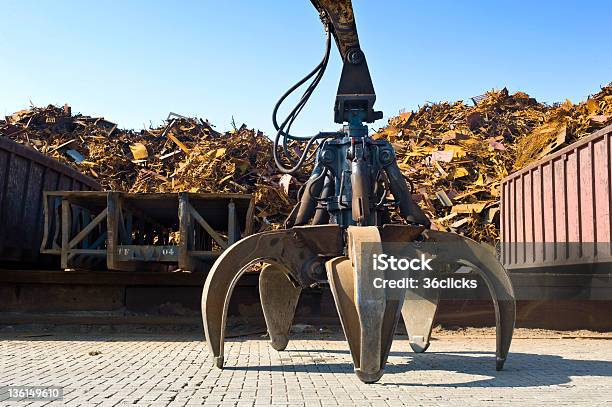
[0,137,100,265]
[500,124,612,323]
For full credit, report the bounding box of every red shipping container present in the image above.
[501,124,612,270]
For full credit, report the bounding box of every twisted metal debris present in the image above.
[1,84,610,241]
[374,85,612,242]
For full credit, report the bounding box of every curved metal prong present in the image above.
[423,231,516,370]
[326,257,362,367]
[259,263,302,351]
[378,224,438,353]
[401,287,440,353]
[326,227,404,383]
[201,225,343,369]
[347,227,385,381]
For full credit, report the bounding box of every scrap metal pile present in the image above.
[0,106,300,231]
[1,84,610,241]
[373,85,612,242]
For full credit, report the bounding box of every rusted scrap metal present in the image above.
[373,88,548,242]
[41,190,253,272]
[0,104,221,191]
[513,84,612,169]
[0,104,305,232]
[373,85,612,243]
[2,85,610,243]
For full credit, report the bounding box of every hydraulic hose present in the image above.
[272,24,338,174]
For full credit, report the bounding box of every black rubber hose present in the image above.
[272,27,331,139]
[272,25,335,174]
[278,31,331,165]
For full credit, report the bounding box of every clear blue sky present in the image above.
[1,0,610,135]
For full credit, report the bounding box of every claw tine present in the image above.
[202,249,242,368]
[325,227,405,383]
[202,225,343,369]
[326,257,362,367]
[424,231,516,369]
[259,263,301,351]
[458,239,515,370]
[327,255,404,383]
[202,230,306,368]
[401,288,440,353]
[378,224,439,354]
[347,227,385,378]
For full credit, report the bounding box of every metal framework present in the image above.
[41,191,254,272]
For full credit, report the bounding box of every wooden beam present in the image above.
[51,196,62,250]
[40,192,52,253]
[106,192,120,270]
[67,249,106,255]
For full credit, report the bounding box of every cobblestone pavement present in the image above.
[0,332,610,406]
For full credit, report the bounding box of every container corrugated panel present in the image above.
[500,124,612,270]
[0,137,100,264]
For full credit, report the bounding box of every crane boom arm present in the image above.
[310,0,360,62]
[310,0,382,124]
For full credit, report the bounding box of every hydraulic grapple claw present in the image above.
[197,0,518,385]
[201,223,515,380]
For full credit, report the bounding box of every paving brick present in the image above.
[0,333,609,406]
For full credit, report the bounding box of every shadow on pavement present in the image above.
[225,349,612,388]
